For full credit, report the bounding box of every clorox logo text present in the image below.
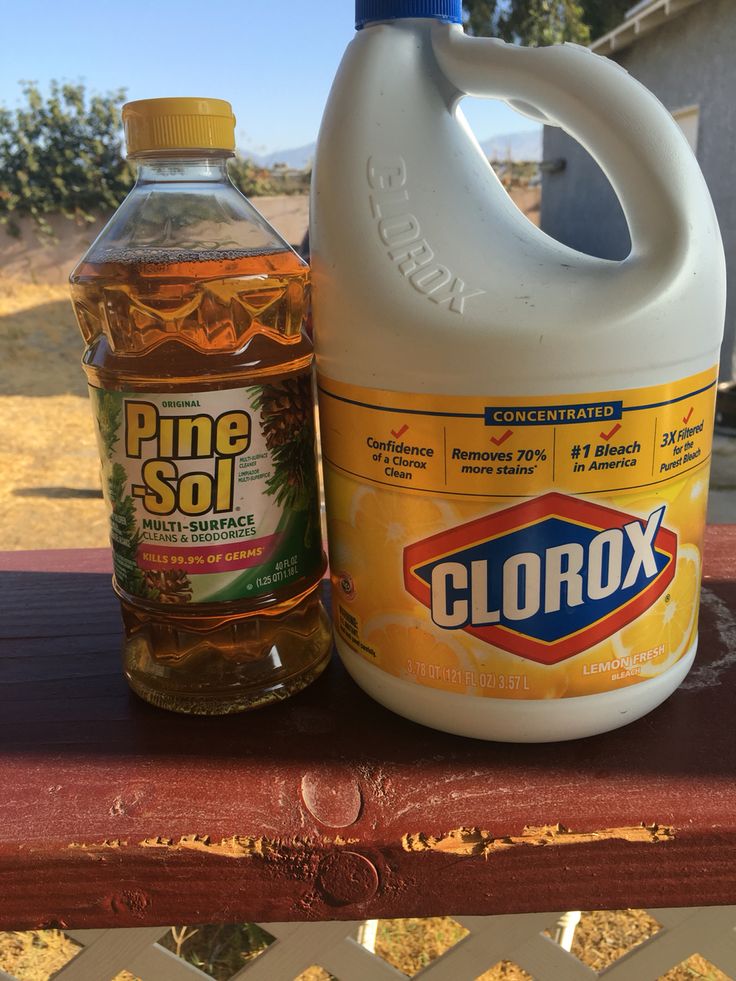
[404,493,677,664]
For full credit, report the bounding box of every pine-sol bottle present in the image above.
[70,98,332,713]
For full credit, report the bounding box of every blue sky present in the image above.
[0,0,538,154]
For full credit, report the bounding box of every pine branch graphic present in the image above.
[96,390,122,460]
[251,375,319,545]
[108,463,165,599]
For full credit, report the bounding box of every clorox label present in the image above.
[404,494,676,665]
[318,368,716,699]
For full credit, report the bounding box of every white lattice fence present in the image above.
[4,908,736,980]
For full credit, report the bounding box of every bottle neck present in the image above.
[132,153,232,184]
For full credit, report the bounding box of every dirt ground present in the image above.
[0,280,107,549]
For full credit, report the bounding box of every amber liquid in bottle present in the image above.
[71,247,332,713]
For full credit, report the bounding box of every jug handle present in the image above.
[431,25,710,285]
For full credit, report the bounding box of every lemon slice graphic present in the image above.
[613,543,700,676]
[362,612,478,694]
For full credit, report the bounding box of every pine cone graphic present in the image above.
[259,376,312,451]
[252,373,318,525]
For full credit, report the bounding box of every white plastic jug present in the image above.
[311,0,726,741]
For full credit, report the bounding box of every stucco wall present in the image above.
[541,0,736,378]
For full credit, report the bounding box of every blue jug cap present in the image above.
[356,0,462,30]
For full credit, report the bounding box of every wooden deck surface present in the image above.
[0,531,735,929]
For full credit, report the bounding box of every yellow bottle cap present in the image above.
[122,97,236,155]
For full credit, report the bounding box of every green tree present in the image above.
[462,0,631,45]
[94,389,122,459]
[502,0,590,45]
[464,0,498,37]
[228,156,280,197]
[228,156,309,197]
[579,0,631,41]
[0,80,133,237]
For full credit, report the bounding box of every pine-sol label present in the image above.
[318,367,717,698]
[90,377,322,605]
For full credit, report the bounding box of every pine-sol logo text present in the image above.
[125,400,251,517]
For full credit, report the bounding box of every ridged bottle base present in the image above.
[122,588,333,715]
[126,644,332,715]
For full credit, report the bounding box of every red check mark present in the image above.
[683,406,694,424]
[490,429,513,446]
[600,423,622,441]
[391,424,409,438]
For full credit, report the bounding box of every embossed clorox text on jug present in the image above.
[369,155,485,312]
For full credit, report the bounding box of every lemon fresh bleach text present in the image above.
[311,1,726,741]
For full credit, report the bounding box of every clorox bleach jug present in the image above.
[311,0,726,741]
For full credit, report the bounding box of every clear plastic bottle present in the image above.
[70,98,331,714]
